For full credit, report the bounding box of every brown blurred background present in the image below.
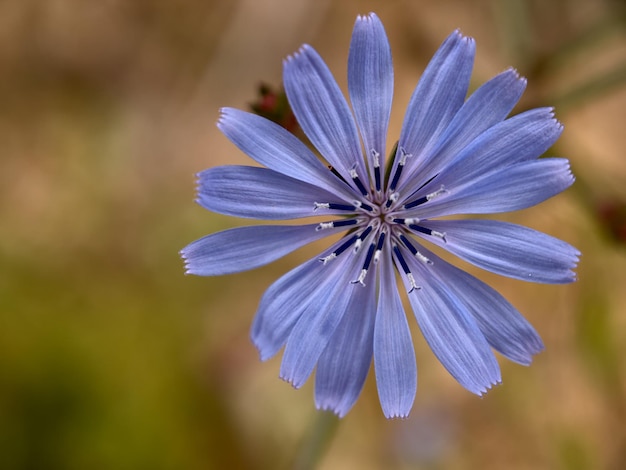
[1,0,625,469]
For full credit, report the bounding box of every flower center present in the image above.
[313,150,448,292]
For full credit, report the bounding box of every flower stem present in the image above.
[291,411,340,470]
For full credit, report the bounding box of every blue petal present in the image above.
[251,256,328,361]
[411,158,575,218]
[314,272,376,417]
[425,108,563,193]
[279,241,368,388]
[394,30,475,189]
[197,166,348,220]
[400,69,527,190]
[181,223,345,276]
[417,245,544,365]
[348,13,393,182]
[420,219,580,283]
[217,108,354,199]
[284,44,368,187]
[396,246,501,394]
[374,243,416,418]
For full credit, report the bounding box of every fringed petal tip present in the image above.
[179,249,192,275]
[449,28,475,45]
[384,410,411,420]
[503,66,526,83]
[279,372,305,390]
[216,107,232,127]
[316,402,348,419]
[473,378,502,397]
[356,11,381,24]
[284,44,313,65]
[250,337,279,363]
[513,344,546,367]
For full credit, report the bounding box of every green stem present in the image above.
[291,411,340,470]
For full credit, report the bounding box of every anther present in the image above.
[392,244,421,293]
[399,234,433,265]
[350,168,368,196]
[406,273,421,293]
[315,218,359,231]
[354,225,373,253]
[389,147,412,192]
[351,243,376,286]
[373,231,386,264]
[385,192,399,209]
[354,201,374,212]
[427,185,447,201]
[431,230,447,242]
[328,165,348,185]
[407,224,447,243]
[351,269,368,286]
[319,253,336,265]
[392,217,420,226]
[319,234,358,264]
[403,185,447,210]
[371,149,382,192]
[313,202,330,211]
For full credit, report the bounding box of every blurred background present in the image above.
[1,0,625,469]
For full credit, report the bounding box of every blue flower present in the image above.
[181,13,579,418]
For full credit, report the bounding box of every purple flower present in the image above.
[181,13,579,418]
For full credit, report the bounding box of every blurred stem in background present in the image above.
[291,411,339,470]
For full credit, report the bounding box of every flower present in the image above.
[181,13,579,418]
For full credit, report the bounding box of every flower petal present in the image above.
[348,13,393,184]
[410,158,575,218]
[400,69,528,191]
[396,246,501,394]
[217,108,354,199]
[374,243,417,418]
[279,242,367,388]
[251,255,330,361]
[314,272,376,417]
[181,223,345,276]
[418,246,544,365]
[197,166,346,220]
[420,219,580,283]
[284,44,368,187]
[423,108,563,193]
[394,30,475,188]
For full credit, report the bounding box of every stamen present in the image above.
[319,234,358,264]
[371,149,382,192]
[351,243,376,286]
[406,273,420,293]
[328,165,348,185]
[354,201,374,212]
[354,225,373,252]
[427,185,447,201]
[350,168,368,196]
[313,202,330,210]
[399,234,433,265]
[408,224,447,243]
[385,192,399,209]
[392,217,420,226]
[319,253,336,265]
[392,244,421,293]
[373,231,386,264]
[403,185,447,210]
[389,147,412,191]
[431,230,448,242]
[315,218,359,231]
[352,269,368,286]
